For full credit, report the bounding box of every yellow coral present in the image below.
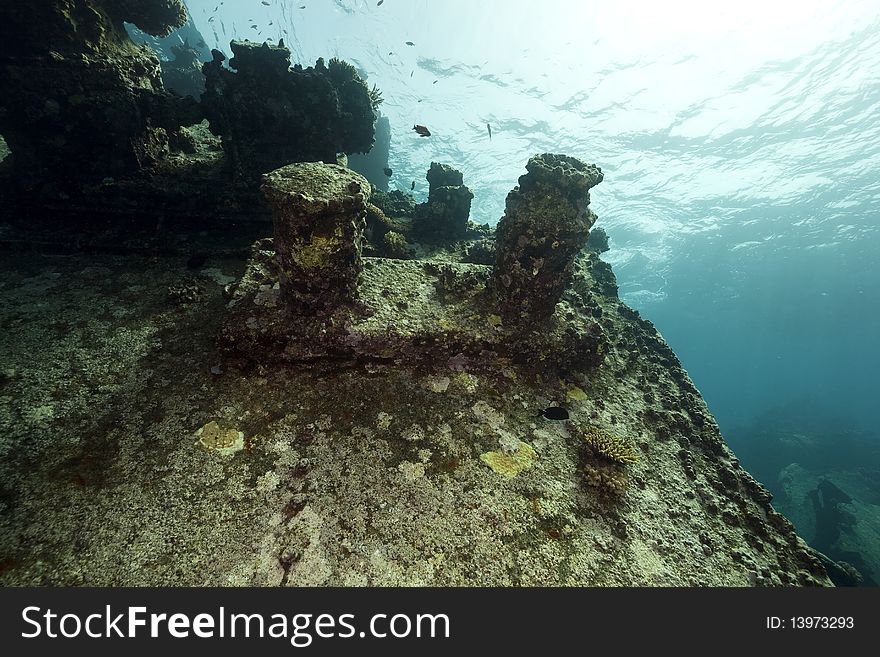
[581,425,639,464]
[196,421,245,455]
[566,385,588,402]
[480,441,537,478]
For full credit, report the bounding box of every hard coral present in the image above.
[579,425,639,465]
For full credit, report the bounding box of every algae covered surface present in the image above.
[0,248,830,586]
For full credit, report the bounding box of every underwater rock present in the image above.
[201,42,378,180]
[112,0,187,38]
[262,162,371,313]
[382,231,415,260]
[463,238,496,265]
[586,225,610,254]
[775,463,880,585]
[0,0,198,192]
[412,162,475,243]
[492,153,604,322]
[161,40,206,99]
[370,188,418,218]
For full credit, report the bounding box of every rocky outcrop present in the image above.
[201,42,378,180]
[160,41,206,99]
[0,0,199,192]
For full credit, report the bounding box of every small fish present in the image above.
[299,5,306,8]
[268,21,273,25]
[251,25,258,29]
[412,124,431,137]
[540,406,569,421]
[388,51,393,55]
[405,41,415,46]
[411,180,415,191]
[410,70,413,77]
[377,0,384,5]
[487,123,492,140]
[262,1,271,5]
[432,80,437,84]
[208,16,215,22]
[383,167,392,176]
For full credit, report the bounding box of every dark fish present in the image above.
[487,123,492,140]
[262,1,271,5]
[268,21,273,25]
[540,406,569,421]
[388,51,393,55]
[411,180,415,191]
[410,70,413,77]
[406,41,415,46]
[412,124,431,137]
[432,80,437,84]
[208,16,215,22]
[377,0,384,5]
[251,25,258,29]
[383,167,392,176]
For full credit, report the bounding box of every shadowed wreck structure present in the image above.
[0,0,199,192]
[201,42,379,180]
[0,4,842,588]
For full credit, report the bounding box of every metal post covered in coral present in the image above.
[491,153,604,322]
[261,163,371,314]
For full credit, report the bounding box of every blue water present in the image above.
[185,0,880,435]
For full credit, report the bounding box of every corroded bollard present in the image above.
[261,162,371,313]
[412,162,474,242]
[492,153,604,322]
